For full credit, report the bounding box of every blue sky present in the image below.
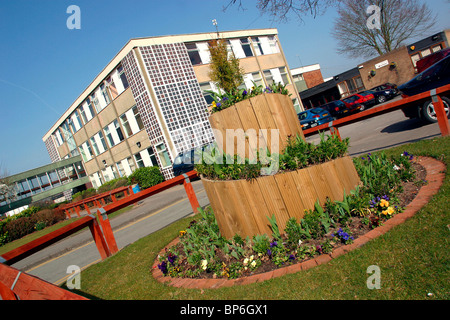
[0,0,449,175]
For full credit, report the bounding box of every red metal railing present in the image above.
[0,170,200,299]
[303,84,450,138]
[59,185,133,218]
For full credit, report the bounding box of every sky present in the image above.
[0,0,449,175]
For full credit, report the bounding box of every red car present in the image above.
[342,92,376,111]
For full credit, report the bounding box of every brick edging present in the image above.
[151,156,446,289]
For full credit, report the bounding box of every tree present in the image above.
[224,0,341,22]
[0,165,17,206]
[332,0,437,59]
[208,39,245,93]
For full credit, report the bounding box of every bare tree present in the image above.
[224,0,341,22]
[0,164,16,206]
[332,0,437,59]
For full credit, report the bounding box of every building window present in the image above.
[120,113,133,138]
[353,76,364,91]
[432,45,442,53]
[80,141,94,162]
[263,70,274,86]
[155,143,171,168]
[251,72,264,88]
[100,83,111,105]
[147,147,158,166]
[279,67,290,85]
[90,93,101,113]
[132,106,144,131]
[116,161,126,177]
[127,157,136,173]
[117,65,129,89]
[90,136,100,156]
[252,37,264,56]
[114,119,125,142]
[268,36,279,53]
[134,153,145,168]
[54,130,64,146]
[240,38,254,57]
[85,98,96,120]
[186,43,202,65]
[199,82,215,105]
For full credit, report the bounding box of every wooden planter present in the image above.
[208,93,304,160]
[201,156,361,239]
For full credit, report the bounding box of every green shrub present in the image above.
[0,208,66,245]
[127,166,164,189]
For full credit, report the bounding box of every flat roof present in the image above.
[42,28,278,141]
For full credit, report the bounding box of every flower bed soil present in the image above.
[152,159,433,286]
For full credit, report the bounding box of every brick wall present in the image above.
[303,69,324,89]
[358,46,416,89]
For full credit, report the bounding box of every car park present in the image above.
[320,100,361,119]
[342,92,376,111]
[298,108,334,130]
[398,54,450,123]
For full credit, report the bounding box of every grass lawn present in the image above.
[75,136,450,300]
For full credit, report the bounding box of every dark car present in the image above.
[320,100,361,119]
[342,92,376,111]
[298,108,334,130]
[173,149,197,177]
[416,47,450,74]
[359,89,396,105]
[370,83,400,96]
[398,54,450,123]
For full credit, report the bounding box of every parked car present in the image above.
[342,92,376,111]
[320,100,361,119]
[398,54,450,123]
[416,47,450,74]
[298,108,334,130]
[359,89,397,105]
[370,83,400,96]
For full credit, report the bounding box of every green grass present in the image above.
[76,136,450,300]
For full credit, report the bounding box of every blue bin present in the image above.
[132,184,141,194]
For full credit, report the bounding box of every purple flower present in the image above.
[216,102,222,108]
[242,90,247,96]
[267,249,272,256]
[270,241,278,248]
[167,253,177,265]
[289,254,295,261]
[158,261,168,275]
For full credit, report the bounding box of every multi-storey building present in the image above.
[42,28,302,191]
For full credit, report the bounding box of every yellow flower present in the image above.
[379,199,389,207]
[179,230,186,237]
[387,207,395,215]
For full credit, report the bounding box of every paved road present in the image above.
[11,103,445,286]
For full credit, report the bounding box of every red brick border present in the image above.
[152,156,446,289]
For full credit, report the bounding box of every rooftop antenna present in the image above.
[212,19,219,37]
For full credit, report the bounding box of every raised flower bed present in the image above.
[201,155,360,239]
[201,85,360,239]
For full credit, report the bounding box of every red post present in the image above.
[65,209,71,219]
[329,126,342,141]
[0,281,18,300]
[84,203,91,214]
[182,175,200,214]
[88,216,111,260]
[96,209,119,255]
[433,95,450,137]
[75,206,81,218]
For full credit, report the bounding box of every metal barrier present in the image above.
[303,84,450,138]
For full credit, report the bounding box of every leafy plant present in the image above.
[127,166,164,189]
